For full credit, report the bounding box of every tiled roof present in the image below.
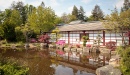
[58,21,106,32]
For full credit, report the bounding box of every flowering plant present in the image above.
[38,34,50,43]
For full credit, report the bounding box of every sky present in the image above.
[0,0,124,17]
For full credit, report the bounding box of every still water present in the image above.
[0,48,111,75]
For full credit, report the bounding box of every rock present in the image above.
[100,48,111,54]
[71,48,77,52]
[64,47,71,52]
[83,47,90,52]
[96,65,122,75]
[40,43,47,47]
[111,51,117,55]
[48,44,55,48]
[77,48,83,52]
[109,56,120,67]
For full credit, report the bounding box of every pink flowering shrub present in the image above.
[38,34,50,43]
[30,38,37,43]
[56,50,65,55]
[76,44,80,48]
[56,40,65,45]
[86,44,91,48]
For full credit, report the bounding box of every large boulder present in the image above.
[96,65,122,75]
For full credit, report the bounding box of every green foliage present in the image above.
[61,13,77,23]
[116,46,130,75]
[104,9,130,32]
[72,5,78,20]
[0,26,4,37]
[96,34,102,46]
[2,22,16,41]
[104,9,130,46]
[71,5,86,21]
[28,6,56,34]
[9,9,22,26]
[2,9,22,42]
[15,27,25,42]
[11,1,27,24]
[82,35,89,47]
[51,27,61,42]
[0,57,29,75]
[121,0,130,12]
[78,6,85,21]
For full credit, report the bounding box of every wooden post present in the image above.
[68,31,70,44]
[103,30,105,46]
[83,31,86,35]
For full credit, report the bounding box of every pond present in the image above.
[0,47,111,75]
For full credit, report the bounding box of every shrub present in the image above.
[0,39,7,44]
[116,46,130,75]
[82,35,89,47]
[0,57,29,75]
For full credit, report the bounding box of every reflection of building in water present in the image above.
[50,50,111,70]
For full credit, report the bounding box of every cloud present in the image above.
[50,0,60,7]
[115,0,124,9]
[81,0,92,4]
[68,6,73,13]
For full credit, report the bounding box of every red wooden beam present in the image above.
[129,31,130,45]
[68,31,70,44]
[103,30,105,46]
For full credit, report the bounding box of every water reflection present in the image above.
[0,48,111,75]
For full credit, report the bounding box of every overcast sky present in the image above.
[0,0,124,17]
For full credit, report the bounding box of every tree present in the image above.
[122,0,130,11]
[104,9,130,45]
[72,5,78,20]
[11,1,27,24]
[27,6,56,34]
[92,5,104,21]
[78,6,85,21]
[61,13,77,23]
[40,1,45,8]
[24,4,36,17]
[0,10,4,24]
[61,13,69,23]
[68,14,77,22]
[54,16,63,24]
[0,26,4,38]
[9,9,22,26]
[1,9,22,41]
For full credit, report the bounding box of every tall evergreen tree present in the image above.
[122,0,130,11]
[40,1,45,8]
[72,5,78,20]
[91,5,104,21]
[78,6,85,21]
